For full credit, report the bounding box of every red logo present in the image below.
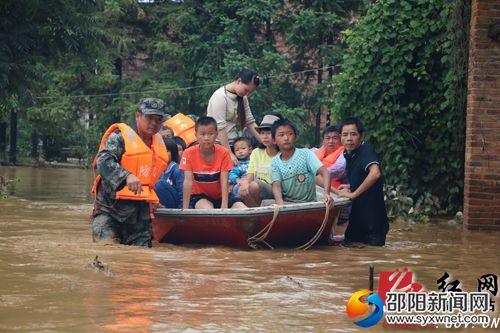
[378,268,425,304]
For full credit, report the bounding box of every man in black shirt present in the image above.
[337,117,389,246]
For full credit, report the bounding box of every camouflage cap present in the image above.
[139,98,166,120]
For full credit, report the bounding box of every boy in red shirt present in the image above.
[181,116,247,209]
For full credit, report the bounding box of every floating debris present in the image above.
[87,255,110,275]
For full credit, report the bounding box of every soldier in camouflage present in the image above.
[92,98,168,247]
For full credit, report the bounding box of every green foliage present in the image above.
[331,0,469,214]
[0,0,102,101]
[3,0,363,162]
[385,185,441,224]
[2,0,470,218]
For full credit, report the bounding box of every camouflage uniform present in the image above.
[92,129,154,247]
[92,97,167,247]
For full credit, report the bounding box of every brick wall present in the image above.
[464,0,500,230]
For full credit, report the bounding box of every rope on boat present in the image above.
[247,204,280,249]
[295,200,331,251]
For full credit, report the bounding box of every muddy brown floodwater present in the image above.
[0,166,498,332]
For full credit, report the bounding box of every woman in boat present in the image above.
[237,113,283,207]
[207,69,261,164]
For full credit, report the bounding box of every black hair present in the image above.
[173,136,186,151]
[322,125,340,138]
[195,116,218,132]
[186,114,198,122]
[257,112,284,149]
[233,136,252,147]
[234,69,260,87]
[232,69,260,133]
[339,117,365,135]
[164,137,180,163]
[271,118,297,139]
[161,125,174,134]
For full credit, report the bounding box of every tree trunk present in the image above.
[9,110,17,164]
[0,122,6,163]
[31,130,38,159]
[42,136,49,160]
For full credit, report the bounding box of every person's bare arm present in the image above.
[316,174,340,195]
[338,164,381,199]
[237,173,254,196]
[316,166,333,207]
[218,129,239,165]
[182,171,193,209]
[272,181,284,205]
[247,122,262,143]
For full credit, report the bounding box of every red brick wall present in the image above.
[464,0,500,230]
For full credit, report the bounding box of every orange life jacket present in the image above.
[164,113,197,147]
[315,145,345,189]
[92,123,169,203]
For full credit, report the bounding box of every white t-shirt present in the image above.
[206,86,256,145]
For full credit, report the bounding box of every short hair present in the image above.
[233,136,252,147]
[340,117,365,135]
[164,138,180,163]
[271,118,297,139]
[173,136,186,151]
[322,125,340,138]
[195,116,217,132]
[234,69,260,87]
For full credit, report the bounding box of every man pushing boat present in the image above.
[91,98,169,247]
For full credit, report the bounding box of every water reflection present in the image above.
[0,166,498,332]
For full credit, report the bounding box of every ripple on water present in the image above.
[0,167,499,333]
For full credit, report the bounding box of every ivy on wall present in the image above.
[331,0,469,213]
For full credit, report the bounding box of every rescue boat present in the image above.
[152,193,350,250]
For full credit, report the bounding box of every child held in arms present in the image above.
[228,137,253,196]
[180,116,247,209]
[270,119,332,207]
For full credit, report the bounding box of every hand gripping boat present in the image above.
[152,191,350,250]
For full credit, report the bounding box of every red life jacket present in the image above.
[92,123,169,203]
[315,145,344,189]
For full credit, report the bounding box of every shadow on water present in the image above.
[0,166,498,332]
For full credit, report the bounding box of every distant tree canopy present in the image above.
[1,0,361,162]
[0,0,102,161]
[0,0,469,213]
[331,0,469,213]
[0,0,101,104]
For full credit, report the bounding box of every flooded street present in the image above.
[0,166,498,332]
